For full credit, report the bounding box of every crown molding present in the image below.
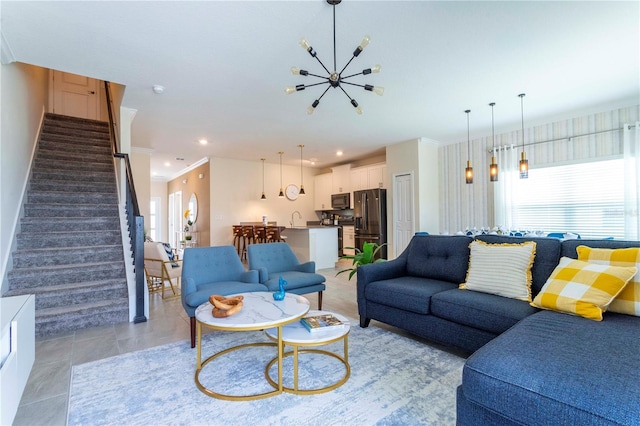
[168,156,210,181]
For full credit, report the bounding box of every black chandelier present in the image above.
[285,0,383,115]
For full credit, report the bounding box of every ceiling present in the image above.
[2,1,639,180]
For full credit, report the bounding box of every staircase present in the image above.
[5,113,130,337]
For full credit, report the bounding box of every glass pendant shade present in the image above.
[490,157,498,182]
[466,160,474,184]
[519,152,529,179]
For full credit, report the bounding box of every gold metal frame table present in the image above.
[264,310,350,395]
[194,292,310,401]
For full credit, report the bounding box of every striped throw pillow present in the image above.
[577,246,640,317]
[531,257,637,321]
[460,240,536,302]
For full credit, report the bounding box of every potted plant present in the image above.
[336,241,387,280]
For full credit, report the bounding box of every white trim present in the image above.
[0,31,16,64]
[168,156,210,181]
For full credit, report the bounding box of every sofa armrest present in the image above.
[239,269,259,283]
[294,261,316,273]
[357,257,407,320]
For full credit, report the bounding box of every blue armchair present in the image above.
[181,245,267,347]
[247,242,326,309]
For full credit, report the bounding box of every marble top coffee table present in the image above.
[264,310,351,395]
[194,292,310,400]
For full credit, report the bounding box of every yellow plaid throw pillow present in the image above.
[577,246,640,317]
[531,257,637,321]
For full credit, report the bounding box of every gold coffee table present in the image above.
[264,310,350,395]
[194,292,310,401]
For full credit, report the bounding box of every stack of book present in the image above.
[300,314,344,333]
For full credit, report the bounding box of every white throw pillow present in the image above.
[460,240,537,302]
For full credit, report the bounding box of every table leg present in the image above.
[293,345,299,391]
[278,326,283,392]
[196,321,202,369]
[344,334,349,364]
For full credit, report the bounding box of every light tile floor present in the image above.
[12,265,361,426]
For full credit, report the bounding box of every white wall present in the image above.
[150,180,168,241]
[210,157,317,246]
[0,62,49,294]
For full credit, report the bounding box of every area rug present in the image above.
[68,322,465,425]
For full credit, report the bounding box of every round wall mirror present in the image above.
[188,193,198,224]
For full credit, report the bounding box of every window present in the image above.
[511,158,625,239]
[149,197,161,241]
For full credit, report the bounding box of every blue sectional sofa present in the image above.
[357,234,640,425]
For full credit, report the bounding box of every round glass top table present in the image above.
[194,292,310,400]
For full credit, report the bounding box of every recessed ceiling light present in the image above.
[152,85,165,94]
[164,162,171,167]
[336,150,343,156]
[198,139,208,145]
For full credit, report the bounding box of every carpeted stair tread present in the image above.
[35,298,130,337]
[38,138,111,155]
[23,203,119,218]
[31,170,115,183]
[30,181,115,193]
[36,149,113,164]
[12,245,123,268]
[28,190,118,204]
[5,279,128,309]
[33,158,113,173]
[8,261,126,289]
[17,231,122,249]
[20,217,120,232]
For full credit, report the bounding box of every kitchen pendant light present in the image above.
[298,144,306,195]
[518,93,529,179]
[260,158,267,200]
[465,109,473,184]
[286,0,383,115]
[489,102,498,182]
[278,152,285,198]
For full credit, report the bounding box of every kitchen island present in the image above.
[280,226,338,270]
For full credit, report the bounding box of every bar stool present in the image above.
[254,225,267,244]
[232,225,244,256]
[266,226,286,243]
[241,225,255,260]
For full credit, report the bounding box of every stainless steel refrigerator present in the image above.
[354,188,387,259]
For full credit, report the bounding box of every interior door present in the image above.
[393,173,414,257]
[51,70,100,119]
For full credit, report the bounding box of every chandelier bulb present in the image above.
[355,106,363,115]
[371,64,381,73]
[373,86,384,96]
[291,67,300,75]
[299,38,311,51]
[307,106,315,115]
[359,35,371,50]
[285,86,296,95]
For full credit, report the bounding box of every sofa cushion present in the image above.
[475,235,561,296]
[405,235,473,283]
[461,240,536,301]
[577,245,640,317]
[462,310,640,425]
[531,257,636,321]
[265,271,325,292]
[431,289,539,335]
[364,276,458,315]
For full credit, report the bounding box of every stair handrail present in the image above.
[104,81,146,324]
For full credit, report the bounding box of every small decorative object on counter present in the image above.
[273,276,287,300]
[262,215,268,225]
[209,294,244,318]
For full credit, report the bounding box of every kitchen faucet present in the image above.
[290,210,302,227]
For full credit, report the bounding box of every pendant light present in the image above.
[518,93,528,179]
[298,144,306,195]
[278,152,285,198]
[489,102,498,182]
[260,158,267,200]
[464,109,473,184]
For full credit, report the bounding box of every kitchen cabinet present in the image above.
[331,164,351,194]
[350,163,386,191]
[342,225,355,256]
[314,173,332,210]
[281,226,339,269]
